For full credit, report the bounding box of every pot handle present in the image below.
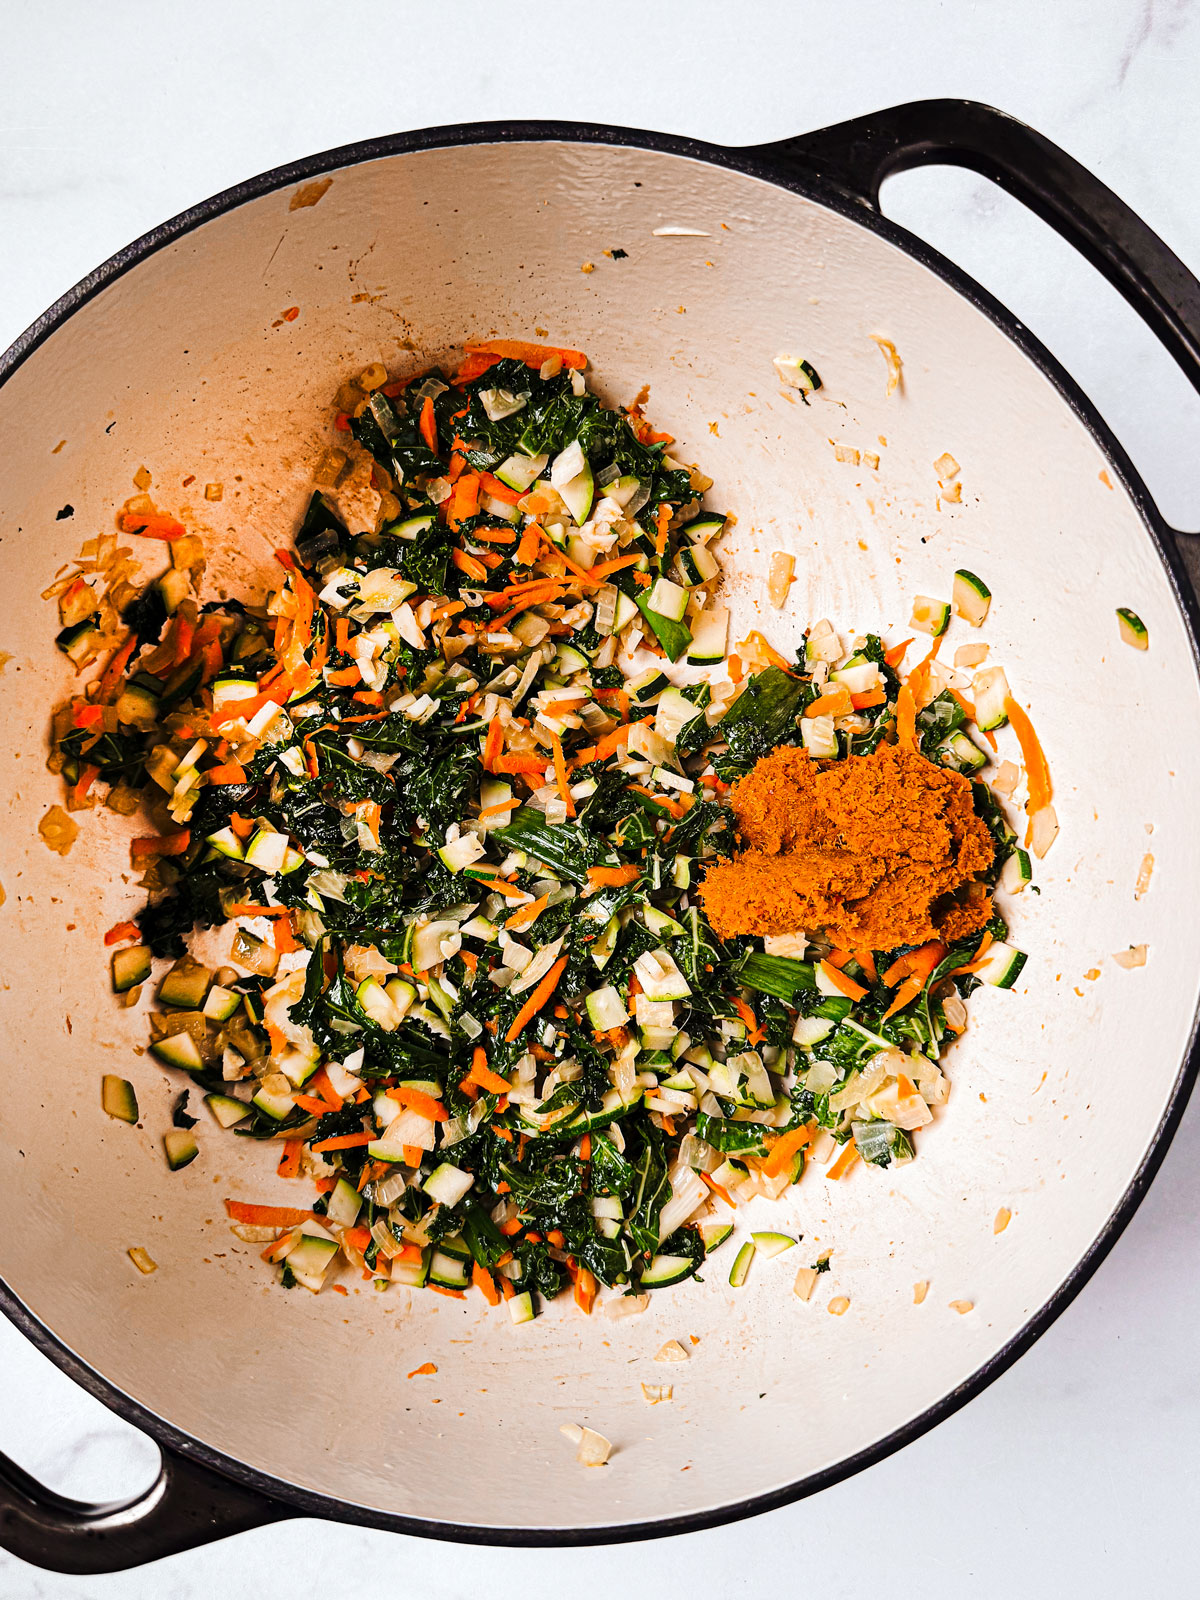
[750,97,1200,540]
[0,1441,292,1574]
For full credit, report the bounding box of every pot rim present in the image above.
[2,116,1197,1546]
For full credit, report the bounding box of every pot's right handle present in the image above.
[749,98,1200,543]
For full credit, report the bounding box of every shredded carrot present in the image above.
[894,683,917,750]
[468,525,517,543]
[117,512,185,540]
[103,920,142,946]
[515,524,541,565]
[477,472,524,505]
[276,1140,302,1180]
[573,1265,598,1315]
[763,1122,812,1178]
[730,995,765,1045]
[654,504,670,557]
[419,395,437,453]
[407,1361,438,1378]
[451,548,488,582]
[225,1200,316,1227]
[883,973,924,1019]
[482,716,505,772]
[505,893,550,934]
[818,959,868,1001]
[97,633,138,702]
[586,863,641,888]
[700,1171,736,1208]
[467,1049,512,1095]
[851,689,887,710]
[310,1131,375,1153]
[805,685,853,720]
[473,876,528,900]
[1004,695,1052,813]
[206,761,248,784]
[130,829,190,859]
[386,1084,447,1122]
[492,753,549,776]
[884,637,913,669]
[429,1285,466,1299]
[826,1143,860,1180]
[476,799,515,819]
[504,955,569,1042]
[578,1132,592,1161]
[472,1261,501,1306]
[272,912,301,955]
[465,338,587,370]
[549,731,575,817]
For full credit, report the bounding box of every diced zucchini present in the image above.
[698,1220,734,1253]
[205,826,245,861]
[244,828,289,873]
[612,591,640,634]
[646,577,688,622]
[437,833,485,872]
[287,1234,338,1292]
[164,1128,199,1171]
[937,730,987,773]
[384,978,416,1020]
[953,569,991,626]
[554,643,589,675]
[158,960,212,1010]
[101,1075,139,1123]
[495,451,548,493]
[773,355,822,394]
[150,1032,205,1072]
[356,977,399,1030]
[974,940,1028,989]
[550,442,594,525]
[56,617,102,663]
[643,904,685,940]
[391,1251,430,1288]
[792,1015,835,1048]
[589,914,620,970]
[585,985,627,1032]
[641,1254,699,1288]
[830,661,882,695]
[158,566,191,615]
[202,984,241,1022]
[507,1290,537,1323]
[204,1092,251,1129]
[628,666,669,704]
[910,595,950,636]
[972,666,1010,731]
[423,1163,475,1207]
[391,513,435,541]
[428,1249,470,1290]
[633,949,691,1001]
[1000,847,1032,894]
[682,514,726,542]
[728,1240,756,1287]
[326,1177,363,1229]
[435,1232,472,1262]
[251,1086,296,1121]
[1117,607,1148,649]
[676,542,719,586]
[750,1231,797,1259]
[111,945,151,994]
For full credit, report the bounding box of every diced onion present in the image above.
[575,1427,613,1466]
[1029,804,1058,859]
[871,335,903,396]
[1112,944,1148,969]
[793,1266,819,1302]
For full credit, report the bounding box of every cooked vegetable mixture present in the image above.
[49,339,1038,1312]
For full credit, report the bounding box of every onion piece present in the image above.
[871,335,903,396]
[1112,944,1148,969]
[1029,804,1058,859]
[575,1427,613,1466]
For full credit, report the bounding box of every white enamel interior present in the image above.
[0,139,1197,1533]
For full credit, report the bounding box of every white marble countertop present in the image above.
[4,1,1200,1594]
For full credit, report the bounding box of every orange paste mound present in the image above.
[699,743,994,950]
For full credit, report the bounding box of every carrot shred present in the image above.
[573,1265,598,1314]
[472,1261,502,1306]
[826,1143,860,1180]
[818,959,868,1001]
[465,338,587,370]
[504,955,569,1042]
[419,394,438,453]
[516,524,541,565]
[117,511,185,540]
[763,1123,813,1178]
[883,973,924,1019]
[103,920,142,946]
[206,761,248,784]
[310,1131,375,1153]
[130,829,190,859]
[276,1140,302,1180]
[505,893,550,934]
[225,1200,316,1227]
[549,731,575,818]
[386,1084,448,1122]
[894,683,917,750]
[586,863,641,889]
[467,1050,512,1095]
[700,1171,736,1208]
[1004,695,1052,812]
[477,472,524,505]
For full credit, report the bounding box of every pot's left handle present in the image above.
[0,1441,293,1574]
